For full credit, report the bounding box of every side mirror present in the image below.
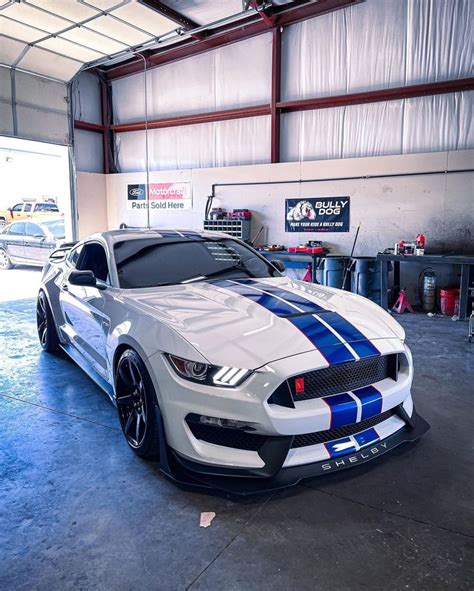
[270,260,285,273]
[69,270,106,290]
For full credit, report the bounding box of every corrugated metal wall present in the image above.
[111,0,473,173]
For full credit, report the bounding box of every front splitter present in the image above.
[157,410,430,496]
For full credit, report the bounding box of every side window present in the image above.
[24,203,32,212]
[77,242,109,283]
[12,204,23,212]
[68,244,83,267]
[26,222,45,237]
[8,222,26,236]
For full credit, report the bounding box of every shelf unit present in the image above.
[203,219,251,241]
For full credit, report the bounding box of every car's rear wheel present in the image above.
[115,349,161,459]
[0,247,13,270]
[36,291,60,352]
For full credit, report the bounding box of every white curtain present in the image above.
[282,0,472,100]
[282,92,473,162]
[112,34,272,123]
[115,115,270,172]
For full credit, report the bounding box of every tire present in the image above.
[0,247,13,270]
[36,291,60,353]
[115,349,161,459]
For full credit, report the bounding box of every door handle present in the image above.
[61,284,69,292]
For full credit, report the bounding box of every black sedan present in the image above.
[0,218,65,269]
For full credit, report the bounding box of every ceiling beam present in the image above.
[137,0,204,40]
[277,77,474,112]
[110,105,271,133]
[104,0,360,80]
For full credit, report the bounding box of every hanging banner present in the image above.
[285,197,350,232]
[127,182,192,211]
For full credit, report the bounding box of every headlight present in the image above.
[166,354,251,388]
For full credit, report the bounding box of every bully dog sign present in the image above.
[285,197,350,232]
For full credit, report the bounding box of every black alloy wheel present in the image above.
[115,349,160,458]
[36,291,59,352]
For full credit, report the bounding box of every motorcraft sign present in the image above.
[285,197,350,232]
[127,183,192,211]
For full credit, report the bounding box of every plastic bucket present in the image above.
[440,288,459,316]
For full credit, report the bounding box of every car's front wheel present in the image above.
[115,349,161,459]
[0,247,13,270]
[36,291,60,352]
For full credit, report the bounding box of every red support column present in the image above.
[100,79,110,174]
[271,26,282,164]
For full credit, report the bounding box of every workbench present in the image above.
[377,254,474,321]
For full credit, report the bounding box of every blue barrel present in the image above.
[317,257,345,288]
[351,258,381,304]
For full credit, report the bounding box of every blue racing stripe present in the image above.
[290,315,355,364]
[212,280,298,316]
[325,437,357,458]
[353,427,380,448]
[213,279,355,364]
[237,280,379,359]
[352,385,383,420]
[317,312,380,359]
[323,393,358,427]
[234,279,324,314]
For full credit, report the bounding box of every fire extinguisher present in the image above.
[421,269,436,312]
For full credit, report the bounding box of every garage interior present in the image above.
[0,0,473,589]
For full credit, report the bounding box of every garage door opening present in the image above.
[0,136,73,303]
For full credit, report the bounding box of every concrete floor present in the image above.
[0,286,472,590]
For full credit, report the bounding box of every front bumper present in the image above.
[158,408,429,495]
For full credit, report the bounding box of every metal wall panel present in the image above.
[15,71,67,112]
[74,128,104,172]
[1,70,70,145]
[72,71,102,125]
[0,66,11,101]
[0,100,14,134]
[16,104,69,144]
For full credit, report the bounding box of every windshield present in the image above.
[114,237,279,289]
[43,220,65,238]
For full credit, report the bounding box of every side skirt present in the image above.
[60,343,115,402]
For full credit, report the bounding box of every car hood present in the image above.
[120,277,405,370]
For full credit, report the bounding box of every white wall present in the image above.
[105,149,474,256]
[76,172,108,239]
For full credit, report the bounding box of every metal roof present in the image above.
[0,0,275,82]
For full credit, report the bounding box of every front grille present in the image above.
[186,407,399,452]
[291,408,397,448]
[283,354,397,403]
